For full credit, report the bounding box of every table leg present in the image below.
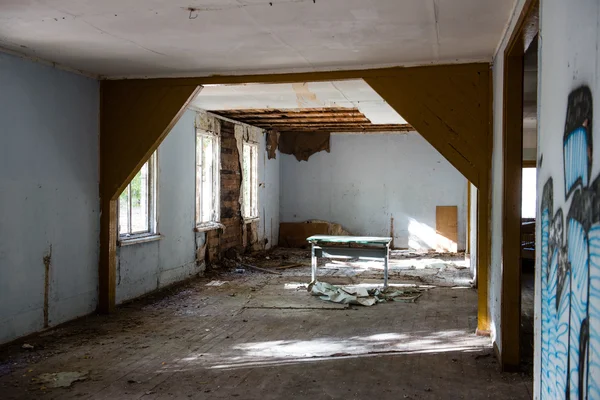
[384,244,389,289]
[311,244,317,283]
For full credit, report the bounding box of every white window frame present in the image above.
[118,152,159,243]
[242,141,259,220]
[196,129,221,229]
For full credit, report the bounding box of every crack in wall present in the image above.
[43,245,52,328]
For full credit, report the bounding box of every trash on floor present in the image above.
[308,281,424,306]
[206,280,228,287]
[275,263,305,270]
[36,371,89,388]
[239,263,282,275]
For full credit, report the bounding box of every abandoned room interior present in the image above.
[0,0,599,399]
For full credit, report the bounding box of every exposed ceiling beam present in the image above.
[210,107,412,134]
[251,124,413,131]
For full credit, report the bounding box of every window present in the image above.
[119,152,157,238]
[242,142,258,219]
[196,129,220,226]
[522,167,537,218]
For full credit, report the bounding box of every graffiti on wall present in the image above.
[540,86,599,399]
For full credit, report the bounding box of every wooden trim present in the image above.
[105,63,478,86]
[364,63,490,187]
[474,64,494,335]
[522,159,537,168]
[477,161,491,333]
[500,0,539,370]
[98,84,201,313]
[98,198,117,313]
[467,183,471,254]
[98,63,492,317]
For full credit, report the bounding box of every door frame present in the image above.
[501,0,539,371]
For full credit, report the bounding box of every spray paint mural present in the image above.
[540,86,599,399]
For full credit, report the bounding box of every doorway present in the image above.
[501,0,539,371]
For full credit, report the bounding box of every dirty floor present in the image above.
[0,250,532,399]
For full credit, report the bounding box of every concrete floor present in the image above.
[0,251,532,399]
[521,263,535,368]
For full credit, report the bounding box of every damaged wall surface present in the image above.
[117,110,279,304]
[257,126,281,250]
[280,132,467,251]
[0,53,100,344]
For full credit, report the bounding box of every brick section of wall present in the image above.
[219,121,242,254]
[206,229,220,263]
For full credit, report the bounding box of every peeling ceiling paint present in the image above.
[192,79,407,124]
[0,0,515,77]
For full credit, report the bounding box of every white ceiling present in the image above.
[0,0,515,78]
[193,79,407,124]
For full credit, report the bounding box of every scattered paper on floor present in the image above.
[308,281,424,306]
[37,371,89,388]
[206,280,228,287]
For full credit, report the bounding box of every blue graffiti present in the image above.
[540,86,597,399]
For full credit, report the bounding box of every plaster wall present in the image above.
[469,183,478,278]
[279,132,467,251]
[257,130,280,249]
[116,110,204,304]
[0,53,99,344]
[535,0,600,398]
[116,111,279,304]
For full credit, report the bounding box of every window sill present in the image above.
[243,217,260,223]
[194,222,225,232]
[118,234,162,247]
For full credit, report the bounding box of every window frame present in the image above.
[195,129,221,228]
[242,141,259,220]
[118,151,159,243]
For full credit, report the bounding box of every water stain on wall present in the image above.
[292,82,323,108]
[43,245,52,328]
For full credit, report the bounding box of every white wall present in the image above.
[257,132,280,249]
[535,0,600,398]
[117,111,280,304]
[280,132,467,251]
[0,53,99,344]
[116,110,204,304]
[469,183,478,278]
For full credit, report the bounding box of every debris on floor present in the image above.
[0,269,531,399]
[240,263,282,275]
[308,281,425,306]
[36,371,89,388]
[205,280,228,286]
[275,263,305,270]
